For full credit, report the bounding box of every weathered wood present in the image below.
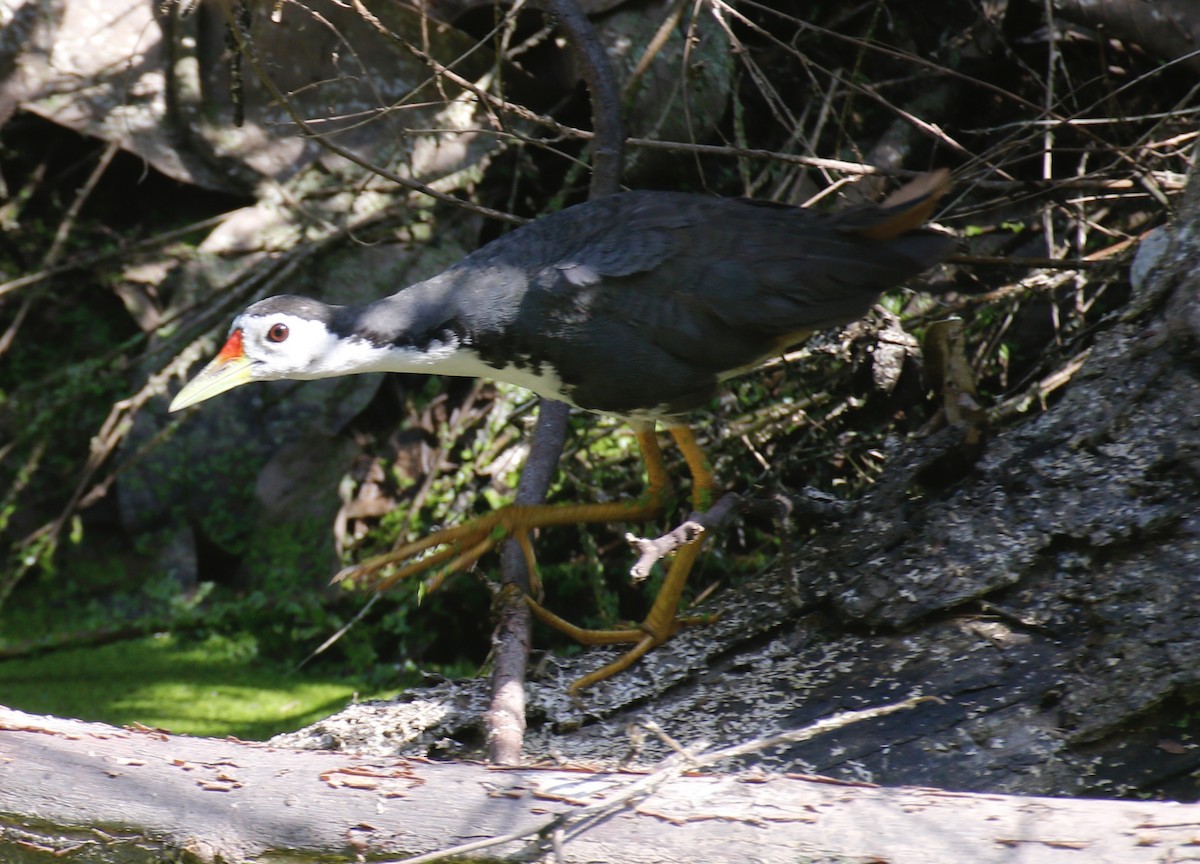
[2,707,1197,864]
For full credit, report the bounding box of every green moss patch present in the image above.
[0,631,393,739]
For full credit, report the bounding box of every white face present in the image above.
[237,311,475,380]
[237,312,350,380]
[236,307,529,385]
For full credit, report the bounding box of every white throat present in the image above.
[299,329,572,403]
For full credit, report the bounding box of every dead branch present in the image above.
[1,705,1193,864]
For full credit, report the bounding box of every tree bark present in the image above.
[2,706,1196,864]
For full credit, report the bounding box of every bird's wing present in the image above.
[538,192,951,374]
[450,186,952,416]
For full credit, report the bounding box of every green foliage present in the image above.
[0,534,476,738]
[0,631,392,739]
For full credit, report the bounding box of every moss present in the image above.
[0,631,396,739]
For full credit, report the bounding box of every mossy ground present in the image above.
[0,631,398,739]
[0,551,419,740]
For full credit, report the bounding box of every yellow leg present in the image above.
[349,421,720,695]
[668,425,716,511]
[527,425,722,694]
[526,538,713,696]
[345,425,672,592]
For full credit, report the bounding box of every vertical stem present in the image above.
[487,0,625,765]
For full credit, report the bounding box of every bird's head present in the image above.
[168,296,345,412]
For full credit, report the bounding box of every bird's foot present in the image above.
[526,596,718,697]
[333,499,665,594]
[526,534,718,696]
[332,508,511,594]
[333,493,715,696]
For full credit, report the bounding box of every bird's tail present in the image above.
[850,168,952,242]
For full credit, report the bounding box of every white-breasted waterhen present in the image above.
[170,170,954,693]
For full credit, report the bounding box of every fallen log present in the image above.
[2,706,1196,863]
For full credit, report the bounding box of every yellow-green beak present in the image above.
[168,330,254,412]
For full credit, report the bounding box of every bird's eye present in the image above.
[267,323,290,343]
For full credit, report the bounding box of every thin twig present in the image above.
[625,494,745,581]
[217,3,524,227]
[0,213,232,300]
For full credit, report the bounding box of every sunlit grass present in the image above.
[0,631,395,739]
